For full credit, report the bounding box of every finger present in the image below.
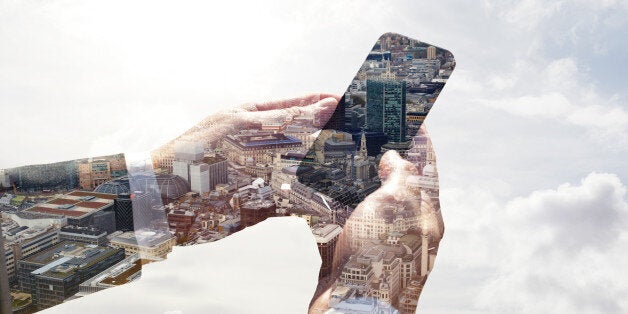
[153,96,339,155]
[239,93,340,112]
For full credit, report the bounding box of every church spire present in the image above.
[359,129,368,158]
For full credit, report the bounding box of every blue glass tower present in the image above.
[366,79,407,142]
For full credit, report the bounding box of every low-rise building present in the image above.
[59,225,107,246]
[17,241,125,310]
[109,229,176,259]
[78,253,155,295]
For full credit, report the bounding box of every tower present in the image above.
[366,79,407,142]
[359,130,368,158]
[380,60,396,80]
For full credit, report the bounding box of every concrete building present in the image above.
[109,229,176,259]
[78,154,127,190]
[240,198,276,228]
[78,253,151,295]
[189,163,210,194]
[205,156,228,190]
[23,191,116,231]
[59,225,107,246]
[270,166,299,198]
[222,130,302,165]
[345,204,419,250]
[17,241,125,310]
[172,141,227,194]
[2,224,60,283]
[167,209,196,235]
[284,125,319,150]
[398,280,423,314]
[312,224,342,278]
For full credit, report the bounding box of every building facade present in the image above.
[366,79,407,143]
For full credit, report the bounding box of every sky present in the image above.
[1,0,627,313]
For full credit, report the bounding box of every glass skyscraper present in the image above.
[366,79,407,142]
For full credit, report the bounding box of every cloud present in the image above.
[476,56,628,149]
[423,172,628,314]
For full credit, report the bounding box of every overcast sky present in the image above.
[1,1,627,313]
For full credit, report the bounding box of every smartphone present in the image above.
[296,32,455,223]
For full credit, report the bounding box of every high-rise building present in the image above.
[366,79,407,143]
[427,46,436,59]
[172,141,227,195]
[172,141,203,183]
[189,163,210,194]
[174,141,204,161]
[205,156,228,190]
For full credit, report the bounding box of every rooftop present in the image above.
[110,229,175,248]
[312,224,342,243]
[24,190,115,219]
[24,241,122,279]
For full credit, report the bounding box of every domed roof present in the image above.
[154,174,190,200]
[94,178,131,195]
[129,173,190,201]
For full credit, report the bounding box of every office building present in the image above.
[23,190,116,230]
[17,241,125,310]
[312,224,342,278]
[109,229,176,259]
[222,130,302,165]
[167,209,196,234]
[78,154,127,190]
[345,203,419,250]
[240,198,276,228]
[78,253,150,295]
[366,79,407,143]
[59,225,107,245]
[398,280,423,314]
[5,160,78,192]
[172,141,227,194]
[189,163,210,194]
[2,225,59,283]
[205,156,228,190]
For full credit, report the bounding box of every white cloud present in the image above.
[475,56,628,149]
[423,172,628,314]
